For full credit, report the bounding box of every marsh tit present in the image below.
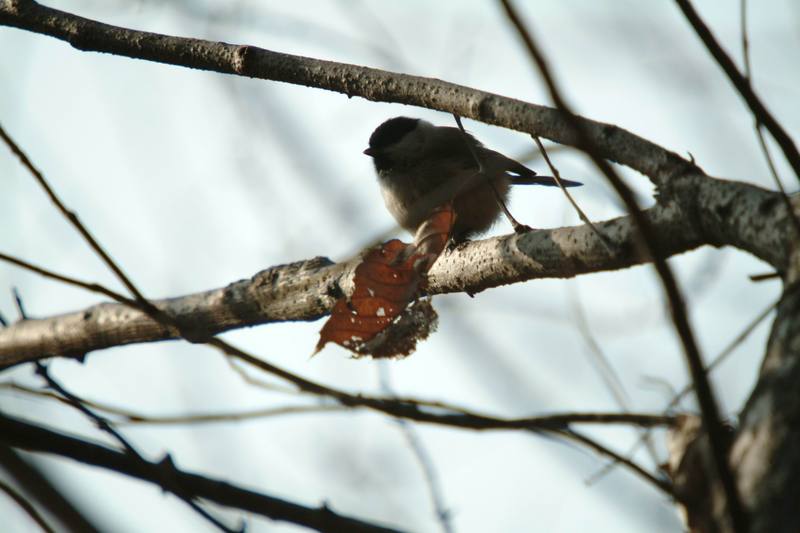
[363,117,581,243]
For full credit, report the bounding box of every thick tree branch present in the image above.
[4,2,799,531]
[0,1,793,368]
[0,413,404,533]
[1,0,688,188]
[730,275,800,533]
[0,173,790,366]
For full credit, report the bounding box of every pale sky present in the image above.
[1,1,798,531]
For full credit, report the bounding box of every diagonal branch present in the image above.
[0,0,688,187]
[674,0,800,184]
[0,476,56,533]
[0,445,102,533]
[498,1,747,530]
[0,412,404,533]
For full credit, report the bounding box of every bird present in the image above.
[363,116,582,243]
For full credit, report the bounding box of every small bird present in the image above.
[364,116,582,243]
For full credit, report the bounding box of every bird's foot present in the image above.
[446,236,471,252]
[512,223,533,234]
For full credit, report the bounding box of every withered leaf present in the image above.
[315,204,454,358]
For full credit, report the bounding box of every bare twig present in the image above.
[14,288,237,532]
[0,0,698,186]
[0,252,132,305]
[0,477,56,533]
[0,413,404,533]
[736,0,800,239]
[498,1,747,530]
[452,114,527,232]
[557,429,673,497]
[668,297,778,410]
[0,125,148,303]
[533,135,612,253]
[32,361,239,532]
[0,382,346,425]
[739,0,751,77]
[0,445,102,533]
[566,283,661,476]
[749,272,780,283]
[223,356,300,395]
[378,365,453,533]
[674,0,800,184]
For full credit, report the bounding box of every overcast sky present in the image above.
[1,1,798,531]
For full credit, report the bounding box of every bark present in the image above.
[0,173,792,367]
[728,246,800,533]
[3,2,800,531]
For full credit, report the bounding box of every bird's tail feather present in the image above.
[509,174,583,187]
[504,158,582,187]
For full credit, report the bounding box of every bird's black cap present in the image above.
[367,117,420,152]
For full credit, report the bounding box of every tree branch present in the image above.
[674,0,800,183]
[0,1,794,368]
[0,412,404,533]
[730,276,800,533]
[0,445,102,533]
[0,0,688,188]
[0,171,791,366]
[0,475,55,533]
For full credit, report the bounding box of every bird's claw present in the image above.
[513,224,533,234]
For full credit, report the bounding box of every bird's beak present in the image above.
[363,147,375,157]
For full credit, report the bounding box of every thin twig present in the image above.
[0,382,346,425]
[224,356,300,395]
[12,288,26,320]
[0,413,404,533]
[33,362,239,532]
[378,364,453,533]
[668,297,778,410]
[0,125,149,302]
[749,272,780,282]
[0,445,102,533]
[610,296,778,486]
[0,477,56,533]
[533,135,612,253]
[452,114,528,232]
[566,283,661,476]
[675,0,800,184]
[499,1,747,530]
[16,283,238,533]
[739,0,751,77]
[556,429,673,497]
[0,252,137,306]
[737,0,800,238]
[0,105,678,499]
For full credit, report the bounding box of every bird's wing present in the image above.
[480,147,583,187]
